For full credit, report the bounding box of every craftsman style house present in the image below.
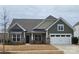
[8,15,73,45]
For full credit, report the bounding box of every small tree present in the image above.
[2,7,9,53]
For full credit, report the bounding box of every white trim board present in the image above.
[9,23,26,31]
[50,33,72,36]
[10,32,22,34]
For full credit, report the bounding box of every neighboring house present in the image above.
[74,22,79,38]
[8,15,73,45]
[0,33,8,44]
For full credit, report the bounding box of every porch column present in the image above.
[31,33,33,40]
[24,32,26,42]
[46,31,48,44]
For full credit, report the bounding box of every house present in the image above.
[8,15,73,45]
[0,33,9,44]
[74,22,79,38]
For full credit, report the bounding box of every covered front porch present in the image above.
[30,30,49,44]
[31,33,46,44]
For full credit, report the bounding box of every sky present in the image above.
[0,5,79,32]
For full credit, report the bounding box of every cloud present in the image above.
[0,5,79,26]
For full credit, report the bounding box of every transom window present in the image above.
[12,34,21,42]
[57,24,64,31]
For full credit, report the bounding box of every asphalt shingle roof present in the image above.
[9,15,58,32]
[10,19,43,32]
[35,19,57,29]
[34,15,57,29]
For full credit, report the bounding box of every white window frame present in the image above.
[57,24,64,31]
[12,34,16,42]
[17,34,21,42]
[12,34,21,42]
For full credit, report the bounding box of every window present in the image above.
[51,35,55,37]
[66,35,70,37]
[61,35,65,37]
[12,34,21,42]
[0,40,1,43]
[57,24,64,31]
[17,34,20,41]
[35,35,41,41]
[13,34,16,41]
[56,35,60,37]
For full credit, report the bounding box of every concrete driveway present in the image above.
[54,44,79,54]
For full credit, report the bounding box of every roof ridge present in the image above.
[46,15,57,19]
[13,18,44,20]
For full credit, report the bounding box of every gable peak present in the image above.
[46,15,57,19]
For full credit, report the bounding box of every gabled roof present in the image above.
[34,15,57,29]
[46,17,73,30]
[9,15,72,32]
[9,19,43,32]
[46,15,57,20]
[9,23,26,31]
[74,22,79,27]
[34,19,57,29]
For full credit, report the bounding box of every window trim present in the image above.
[12,34,21,42]
[12,34,16,41]
[57,24,64,31]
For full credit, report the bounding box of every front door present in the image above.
[26,35,30,43]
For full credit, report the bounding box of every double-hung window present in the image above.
[13,34,16,41]
[57,24,64,31]
[12,34,21,42]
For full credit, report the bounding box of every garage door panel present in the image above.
[50,34,72,45]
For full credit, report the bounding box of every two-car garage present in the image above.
[50,33,72,45]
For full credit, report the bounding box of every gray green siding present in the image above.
[48,19,73,35]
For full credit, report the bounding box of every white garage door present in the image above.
[50,34,72,45]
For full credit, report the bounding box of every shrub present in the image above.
[72,37,78,44]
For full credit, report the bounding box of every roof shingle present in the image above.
[9,15,58,32]
[9,19,43,32]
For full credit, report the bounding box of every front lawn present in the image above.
[0,44,64,54]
